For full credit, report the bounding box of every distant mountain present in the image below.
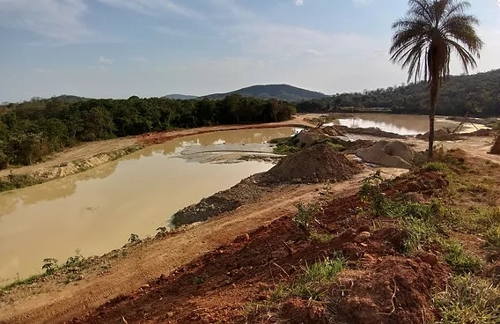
[52,95,87,102]
[202,84,327,102]
[163,94,198,100]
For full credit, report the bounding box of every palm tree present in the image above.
[390,0,483,157]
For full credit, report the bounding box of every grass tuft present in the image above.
[434,275,500,324]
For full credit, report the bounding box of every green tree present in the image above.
[390,0,483,157]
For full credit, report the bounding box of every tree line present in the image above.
[0,94,295,168]
[297,69,500,118]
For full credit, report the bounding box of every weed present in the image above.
[293,202,323,231]
[42,258,58,275]
[441,240,481,274]
[434,275,500,324]
[310,230,335,243]
[485,226,500,250]
[268,256,346,303]
[156,226,168,238]
[291,257,346,300]
[128,233,141,244]
[359,171,387,217]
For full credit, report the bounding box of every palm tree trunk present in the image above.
[429,77,439,158]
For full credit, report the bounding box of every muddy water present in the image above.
[329,113,482,135]
[0,128,297,284]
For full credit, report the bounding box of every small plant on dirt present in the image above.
[192,275,208,286]
[291,256,346,300]
[310,230,335,243]
[128,233,141,244]
[42,258,58,275]
[293,202,323,231]
[442,240,481,274]
[359,171,388,217]
[434,275,500,324]
[484,226,500,250]
[156,226,168,238]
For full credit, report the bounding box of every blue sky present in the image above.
[0,0,499,102]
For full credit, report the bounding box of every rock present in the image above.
[418,252,438,266]
[354,231,371,243]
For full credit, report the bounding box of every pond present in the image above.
[0,127,297,284]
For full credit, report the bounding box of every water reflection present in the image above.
[0,127,296,282]
[327,114,470,135]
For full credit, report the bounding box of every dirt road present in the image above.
[0,167,405,324]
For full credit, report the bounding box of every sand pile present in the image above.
[356,140,416,169]
[490,136,500,155]
[266,144,362,184]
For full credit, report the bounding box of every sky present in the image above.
[0,0,499,102]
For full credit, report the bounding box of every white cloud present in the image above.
[294,0,304,6]
[0,0,90,40]
[96,0,204,20]
[99,56,115,64]
[229,23,381,58]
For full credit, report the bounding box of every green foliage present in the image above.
[359,171,388,217]
[434,275,500,324]
[271,257,346,301]
[309,230,334,243]
[42,258,58,275]
[0,95,295,169]
[296,69,500,118]
[485,226,500,250]
[273,142,300,155]
[293,202,323,230]
[0,174,42,192]
[441,240,481,274]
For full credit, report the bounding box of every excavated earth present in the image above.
[172,144,362,227]
[71,167,452,324]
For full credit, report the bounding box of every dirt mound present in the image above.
[171,176,269,226]
[338,126,406,139]
[490,136,500,155]
[321,125,347,136]
[416,128,463,141]
[331,257,446,324]
[465,129,495,137]
[294,127,346,149]
[266,144,362,184]
[355,141,416,169]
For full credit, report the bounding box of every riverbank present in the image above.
[0,117,314,193]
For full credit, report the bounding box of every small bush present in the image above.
[42,258,58,275]
[293,202,322,230]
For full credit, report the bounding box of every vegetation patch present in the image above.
[434,275,500,324]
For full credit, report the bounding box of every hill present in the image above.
[202,84,327,102]
[296,69,500,117]
[163,94,198,100]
